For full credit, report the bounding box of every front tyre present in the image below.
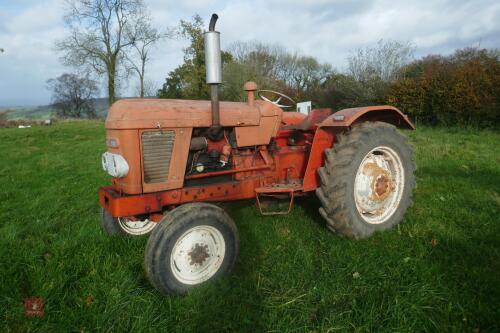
[316,122,416,239]
[145,203,239,295]
[101,208,157,236]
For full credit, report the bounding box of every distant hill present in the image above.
[0,98,110,120]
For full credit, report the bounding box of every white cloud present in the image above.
[1,0,500,105]
[0,0,66,105]
[8,2,62,33]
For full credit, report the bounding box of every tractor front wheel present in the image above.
[316,122,416,239]
[144,203,239,295]
[101,209,158,236]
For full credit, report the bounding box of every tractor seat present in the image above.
[282,108,332,131]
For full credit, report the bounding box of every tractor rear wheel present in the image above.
[100,208,158,236]
[316,122,416,239]
[144,203,239,295]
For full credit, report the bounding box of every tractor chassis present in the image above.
[99,178,307,220]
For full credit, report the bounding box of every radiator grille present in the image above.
[142,130,175,183]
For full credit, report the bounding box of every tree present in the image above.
[157,15,232,100]
[134,78,158,98]
[46,73,99,118]
[283,55,332,101]
[125,15,167,97]
[319,39,416,107]
[222,41,332,103]
[56,0,149,106]
[347,40,415,83]
[221,42,287,101]
[386,47,500,126]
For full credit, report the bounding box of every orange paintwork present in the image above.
[243,81,258,106]
[302,128,335,191]
[100,99,415,218]
[106,129,142,194]
[140,128,193,193]
[99,180,259,217]
[234,100,282,147]
[320,105,415,129]
[106,99,261,129]
[281,112,306,125]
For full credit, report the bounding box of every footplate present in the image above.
[255,183,302,215]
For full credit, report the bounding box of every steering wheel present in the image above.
[257,90,296,109]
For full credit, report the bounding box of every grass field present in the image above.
[0,122,499,332]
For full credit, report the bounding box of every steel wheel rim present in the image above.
[118,217,157,235]
[354,146,405,224]
[170,225,226,285]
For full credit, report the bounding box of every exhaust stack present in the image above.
[204,14,223,140]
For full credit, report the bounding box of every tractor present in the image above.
[99,14,416,295]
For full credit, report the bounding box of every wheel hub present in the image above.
[373,172,392,200]
[354,146,405,224]
[188,243,210,265]
[170,225,226,285]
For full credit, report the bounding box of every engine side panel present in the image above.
[106,99,260,129]
[234,116,281,147]
[106,129,143,194]
[141,128,193,193]
[234,100,282,147]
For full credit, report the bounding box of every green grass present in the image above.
[0,122,499,332]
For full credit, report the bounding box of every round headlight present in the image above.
[102,152,129,178]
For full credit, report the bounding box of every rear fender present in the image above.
[302,127,335,191]
[319,105,415,130]
[302,106,414,191]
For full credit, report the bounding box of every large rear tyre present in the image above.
[100,208,157,236]
[145,203,239,295]
[316,122,416,239]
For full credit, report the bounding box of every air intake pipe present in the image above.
[204,14,223,140]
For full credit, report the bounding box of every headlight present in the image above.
[106,138,119,148]
[102,152,129,178]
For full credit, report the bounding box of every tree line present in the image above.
[50,1,499,128]
[158,16,499,128]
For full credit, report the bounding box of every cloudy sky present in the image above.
[1,0,499,106]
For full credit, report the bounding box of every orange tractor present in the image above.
[99,14,416,294]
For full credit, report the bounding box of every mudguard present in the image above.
[319,105,415,130]
[302,105,414,191]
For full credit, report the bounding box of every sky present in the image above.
[0,0,499,106]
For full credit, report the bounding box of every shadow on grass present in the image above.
[427,231,500,331]
[296,194,325,230]
[159,200,268,332]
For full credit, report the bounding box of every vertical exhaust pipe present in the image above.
[204,14,223,140]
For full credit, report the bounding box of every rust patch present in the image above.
[361,162,384,177]
[188,243,210,265]
[362,162,393,201]
[374,175,390,198]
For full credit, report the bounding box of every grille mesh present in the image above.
[142,130,175,183]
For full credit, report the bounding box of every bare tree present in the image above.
[283,55,332,99]
[46,73,99,118]
[134,78,157,97]
[56,0,148,106]
[347,40,415,83]
[124,16,165,97]
[223,41,332,101]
